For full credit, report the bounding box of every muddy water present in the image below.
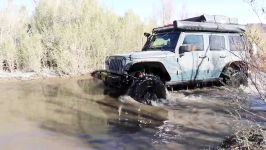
[0,77,261,150]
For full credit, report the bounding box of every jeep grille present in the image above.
[108,57,125,73]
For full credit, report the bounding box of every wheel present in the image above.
[222,67,248,87]
[128,75,166,105]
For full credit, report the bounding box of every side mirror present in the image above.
[179,45,192,54]
[144,32,151,38]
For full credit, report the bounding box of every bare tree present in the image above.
[244,0,266,23]
[161,0,174,24]
[178,0,189,20]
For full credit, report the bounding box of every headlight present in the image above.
[122,57,126,65]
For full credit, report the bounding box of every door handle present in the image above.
[199,56,206,59]
[220,56,226,58]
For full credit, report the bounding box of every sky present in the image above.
[99,0,266,24]
[1,0,265,24]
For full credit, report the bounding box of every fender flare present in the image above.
[125,61,171,81]
[220,61,248,77]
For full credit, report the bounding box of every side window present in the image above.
[209,35,225,50]
[183,35,204,51]
[229,35,245,51]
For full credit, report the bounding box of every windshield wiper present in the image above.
[147,47,160,50]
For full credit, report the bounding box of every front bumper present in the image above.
[91,70,131,88]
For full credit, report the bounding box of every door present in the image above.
[207,34,227,78]
[177,33,209,81]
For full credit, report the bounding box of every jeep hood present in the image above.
[114,51,175,59]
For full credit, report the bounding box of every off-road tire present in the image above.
[222,67,248,88]
[128,75,166,105]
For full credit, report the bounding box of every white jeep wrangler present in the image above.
[92,15,249,104]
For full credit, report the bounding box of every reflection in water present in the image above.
[42,84,60,97]
[0,77,251,150]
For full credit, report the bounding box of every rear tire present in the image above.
[222,67,248,88]
[128,75,166,105]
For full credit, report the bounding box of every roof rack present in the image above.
[153,15,246,33]
[182,14,239,24]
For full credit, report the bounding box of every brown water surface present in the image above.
[0,77,238,150]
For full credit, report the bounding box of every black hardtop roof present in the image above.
[153,15,246,34]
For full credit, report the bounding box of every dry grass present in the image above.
[0,0,155,74]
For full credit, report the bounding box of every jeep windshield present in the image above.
[143,32,180,52]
